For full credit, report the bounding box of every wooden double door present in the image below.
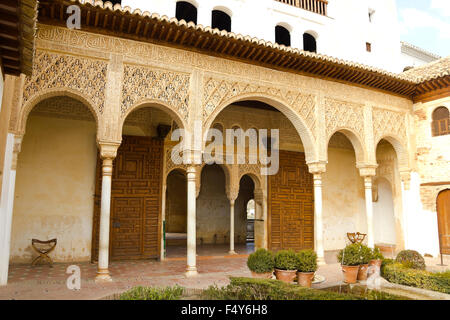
[437,190,450,255]
[92,136,163,261]
[268,150,314,251]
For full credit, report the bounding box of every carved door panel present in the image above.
[91,136,163,261]
[437,190,450,255]
[268,150,314,251]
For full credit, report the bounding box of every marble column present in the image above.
[186,166,198,277]
[229,199,236,255]
[0,135,22,286]
[95,142,119,283]
[308,162,327,265]
[359,165,378,249]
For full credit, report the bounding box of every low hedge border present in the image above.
[201,277,404,300]
[382,263,450,294]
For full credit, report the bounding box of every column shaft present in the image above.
[229,200,236,255]
[186,167,198,277]
[364,176,375,248]
[314,174,325,265]
[96,158,113,282]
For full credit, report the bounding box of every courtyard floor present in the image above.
[0,246,448,300]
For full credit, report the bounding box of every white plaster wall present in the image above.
[10,115,97,263]
[123,0,403,72]
[373,178,396,245]
[322,147,366,250]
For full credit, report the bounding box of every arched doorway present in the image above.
[236,175,256,253]
[437,190,450,255]
[11,96,97,263]
[165,169,187,258]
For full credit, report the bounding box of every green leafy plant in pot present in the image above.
[356,244,372,281]
[296,249,318,288]
[369,247,384,268]
[274,250,300,283]
[247,249,274,279]
[337,243,364,284]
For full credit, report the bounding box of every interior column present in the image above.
[95,142,119,283]
[359,165,377,249]
[186,166,198,277]
[229,199,236,255]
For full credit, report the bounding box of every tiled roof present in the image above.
[402,56,450,82]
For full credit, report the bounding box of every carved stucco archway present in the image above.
[17,87,101,137]
[202,89,318,162]
[326,128,367,165]
[375,135,409,172]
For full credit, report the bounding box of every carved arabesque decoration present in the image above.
[203,77,316,139]
[325,98,364,141]
[22,50,107,115]
[121,65,190,121]
[373,108,407,143]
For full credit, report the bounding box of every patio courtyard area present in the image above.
[0,244,448,300]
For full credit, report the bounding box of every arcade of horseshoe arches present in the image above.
[0,0,448,284]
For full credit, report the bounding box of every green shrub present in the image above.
[382,263,450,294]
[274,250,300,271]
[247,249,274,273]
[395,250,426,270]
[201,277,405,300]
[359,244,372,264]
[370,247,384,260]
[337,243,365,266]
[119,285,184,300]
[296,250,318,273]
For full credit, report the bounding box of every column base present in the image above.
[317,256,326,266]
[185,266,198,278]
[95,269,112,283]
[228,250,237,255]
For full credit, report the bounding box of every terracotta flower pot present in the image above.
[357,264,369,281]
[251,271,273,279]
[297,272,315,288]
[369,259,382,268]
[274,269,297,283]
[341,265,359,284]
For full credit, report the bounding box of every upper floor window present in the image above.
[176,1,197,24]
[275,25,291,47]
[212,10,231,32]
[366,42,372,52]
[432,107,450,137]
[368,9,375,23]
[303,33,317,53]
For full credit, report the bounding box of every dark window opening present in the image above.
[275,25,291,47]
[432,107,450,137]
[303,33,317,53]
[109,0,122,5]
[366,42,372,52]
[176,1,198,24]
[212,10,231,32]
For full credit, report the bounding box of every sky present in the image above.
[397,0,450,57]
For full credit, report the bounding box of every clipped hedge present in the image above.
[395,250,426,270]
[119,285,184,300]
[247,249,275,273]
[382,263,450,294]
[201,277,404,300]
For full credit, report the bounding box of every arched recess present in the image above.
[303,31,317,53]
[326,128,367,165]
[203,94,318,163]
[175,1,198,24]
[373,177,396,245]
[119,99,188,142]
[375,135,409,171]
[196,163,232,199]
[212,7,232,32]
[18,88,100,137]
[275,24,291,47]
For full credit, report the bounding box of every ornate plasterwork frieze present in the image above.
[22,50,107,115]
[202,77,316,139]
[372,108,407,144]
[324,98,365,141]
[121,64,190,121]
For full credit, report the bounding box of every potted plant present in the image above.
[357,244,372,281]
[337,243,363,284]
[369,247,384,268]
[247,249,274,278]
[296,249,318,288]
[274,250,299,283]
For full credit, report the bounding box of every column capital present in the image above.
[357,163,378,177]
[98,141,121,160]
[307,161,327,175]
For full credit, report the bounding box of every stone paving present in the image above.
[1,250,448,300]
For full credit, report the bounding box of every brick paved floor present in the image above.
[1,250,448,300]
